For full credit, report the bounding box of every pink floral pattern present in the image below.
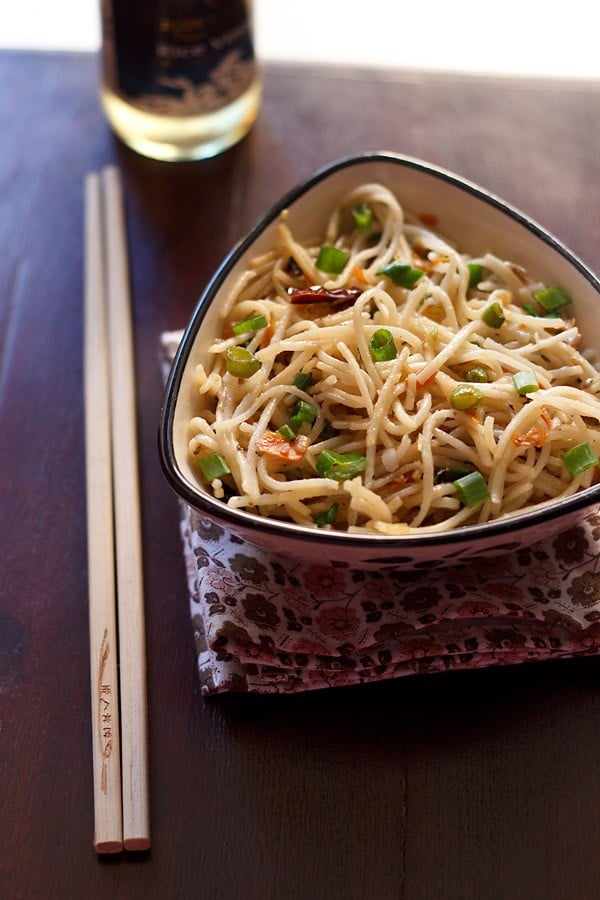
[179,505,600,695]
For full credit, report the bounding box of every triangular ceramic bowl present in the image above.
[160,152,600,569]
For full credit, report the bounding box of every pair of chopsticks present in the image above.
[84,166,150,854]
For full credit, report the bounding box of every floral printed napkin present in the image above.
[180,504,600,694]
[162,332,600,695]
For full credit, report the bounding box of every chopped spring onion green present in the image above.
[231,313,268,335]
[316,245,349,274]
[351,203,373,230]
[289,400,317,429]
[277,424,296,440]
[561,442,599,476]
[482,302,505,328]
[198,452,230,481]
[464,365,489,383]
[454,470,490,507]
[467,263,483,289]
[369,328,398,362]
[435,467,475,484]
[513,370,540,395]
[293,372,313,391]
[534,285,572,312]
[450,384,483,410]
[316,449,367,480]
[225,345,261,378]
[376,262,425,288]
[313,502,339,526]
[522,302,562,319]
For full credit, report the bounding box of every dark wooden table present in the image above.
[2,49,600,899]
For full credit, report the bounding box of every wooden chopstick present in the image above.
[101,165,150,851]
[84,172,123,854]
[84,166,151,854]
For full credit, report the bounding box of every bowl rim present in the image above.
[159,150,600,550]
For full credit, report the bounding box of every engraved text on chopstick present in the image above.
[97,628,114,794]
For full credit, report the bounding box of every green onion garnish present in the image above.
[522,303,538,316]
[369,328,397,362]
[198,452,230,481]
[293,372,313,391]
[351,203,373,230]
[522,302,562,319]
[482,302,505,328]
[289,400,317,429]
[277,424,296,440]
[225,345,261,378]
[316,449,367,480]
[450,384,483,410]
[464,365,489,383]
[467,263,483,289]
[316,245,349,274]
[313,502,339,526]
[376,262,425,288]
[454,470,490,507]
[513,370,540,396]
[231,313,268,336]
[534,285,572,312]
[561,442,599,476]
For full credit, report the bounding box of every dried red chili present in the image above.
[287,286,362,305]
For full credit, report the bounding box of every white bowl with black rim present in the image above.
[159,152,600,570]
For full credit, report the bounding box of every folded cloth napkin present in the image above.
[162,333,600,695]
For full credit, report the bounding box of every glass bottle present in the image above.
[99,0,262,162]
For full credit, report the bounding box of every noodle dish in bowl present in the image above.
[160,152,600,569]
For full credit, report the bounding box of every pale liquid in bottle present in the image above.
[100,0,261,162]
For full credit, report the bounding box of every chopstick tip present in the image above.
[123,836,151,852]
[95,838,123,855]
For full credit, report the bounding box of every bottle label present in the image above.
[101,0,257,116]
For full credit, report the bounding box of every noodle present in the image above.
[188,183,600,534]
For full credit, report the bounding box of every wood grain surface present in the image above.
[1,50,600,900]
